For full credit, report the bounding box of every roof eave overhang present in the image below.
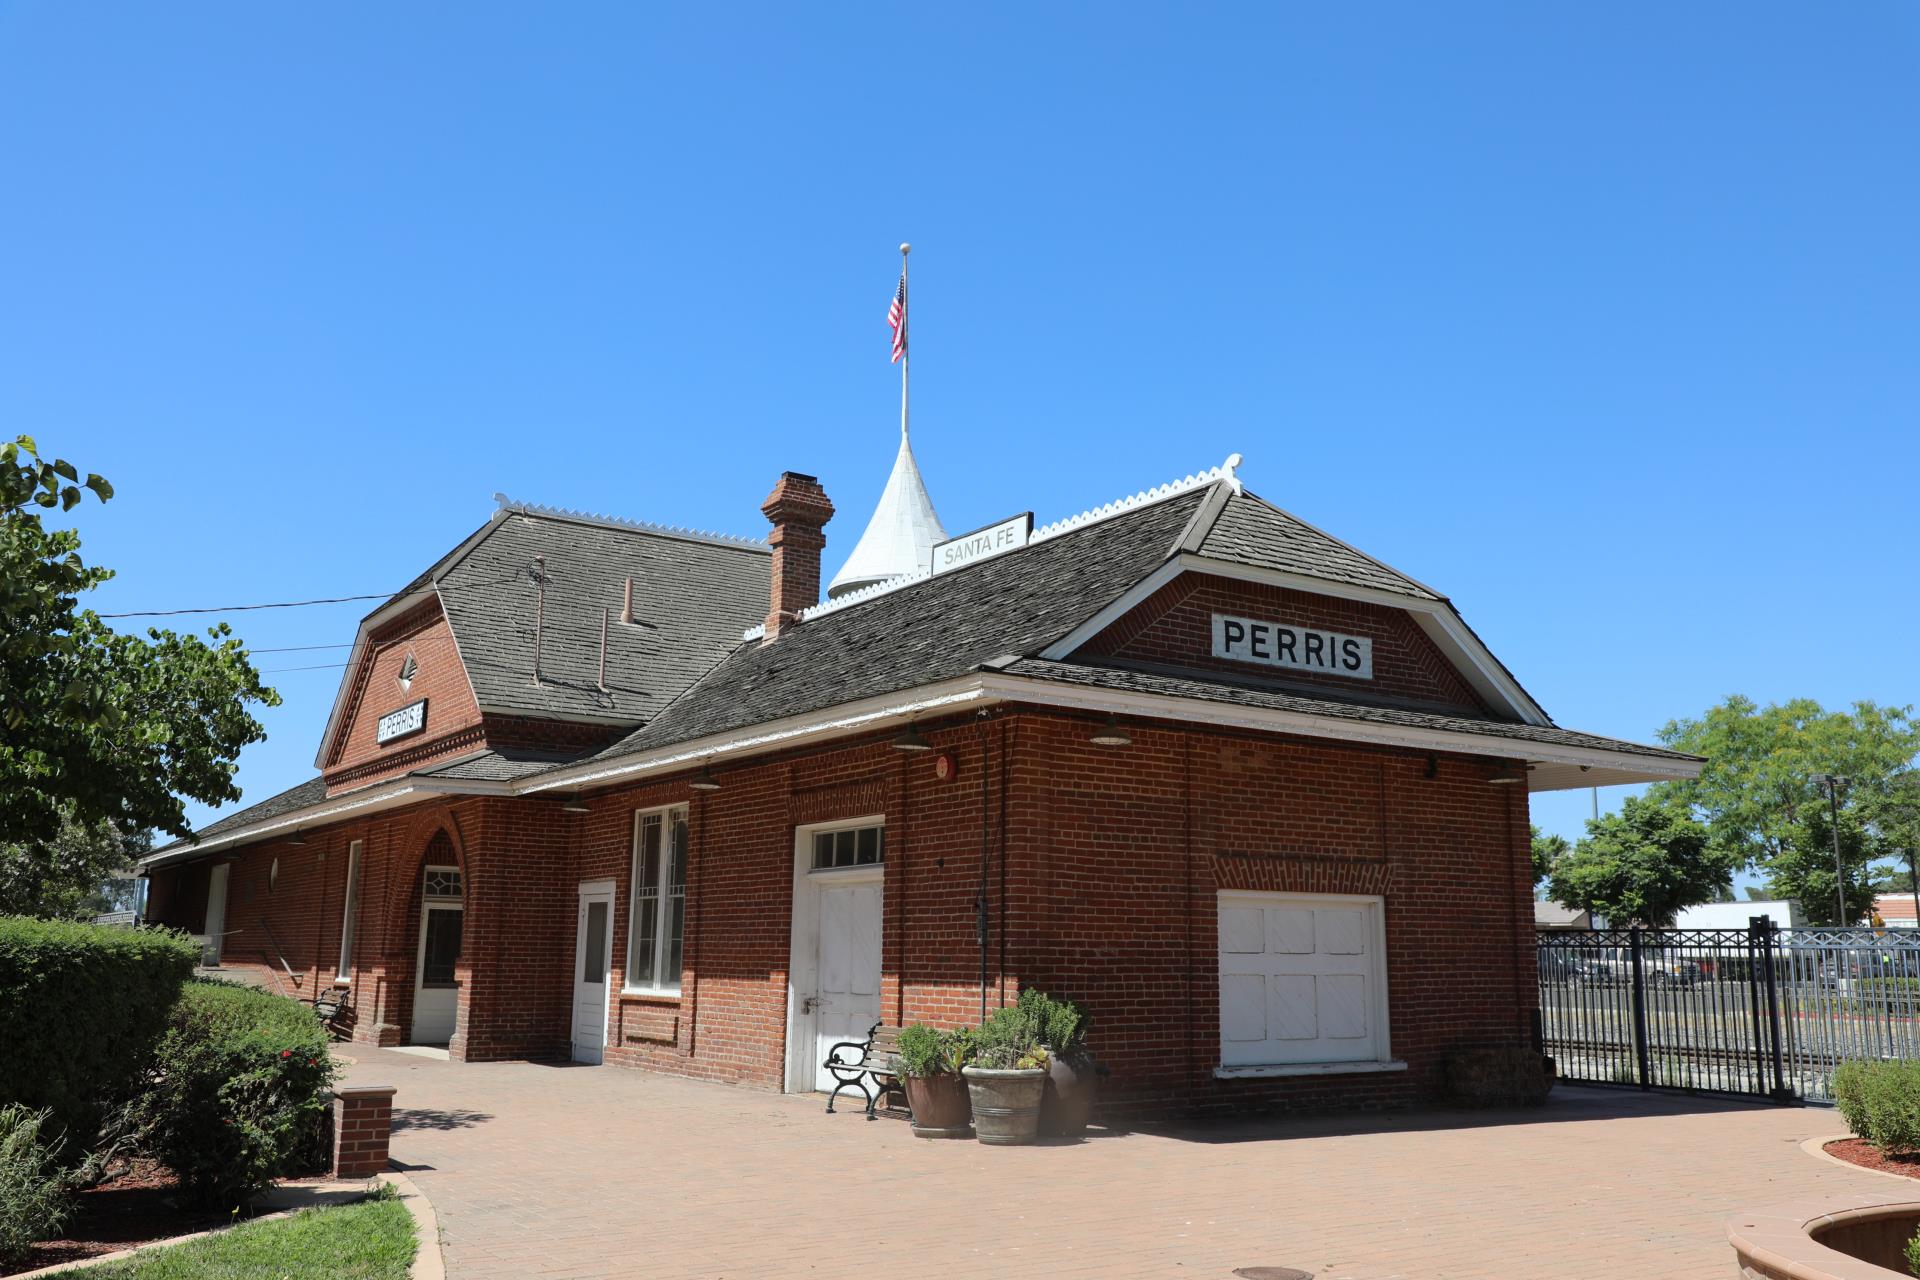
[172,673,1695,867]
[138,775,515,872]
[525,671,1697,800]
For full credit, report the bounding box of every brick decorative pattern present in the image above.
[1079,572,1492,714]
[324,601,482,788]
[331,1085,396,1179]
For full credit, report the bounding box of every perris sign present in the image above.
[1211,614,1372,680]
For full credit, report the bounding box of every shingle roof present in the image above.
[596,488,1213,758]
[172,776,331,845]
[413,748,588,782]
[434,509,770,725]
[998,658,1692,762]
[1198,493,1440,601]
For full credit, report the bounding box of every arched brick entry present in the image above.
[381,817,474,1057]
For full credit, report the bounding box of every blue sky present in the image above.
[2,4,1914,883]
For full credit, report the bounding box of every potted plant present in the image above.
[961,1004,1049,1145]
[892,1024,973,1139]
[1020,989,1104,1139]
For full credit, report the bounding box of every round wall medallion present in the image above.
[932,750,958,782]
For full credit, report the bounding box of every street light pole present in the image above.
[1812,773,1848,925]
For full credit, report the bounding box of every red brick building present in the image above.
[142,450,1699,1113]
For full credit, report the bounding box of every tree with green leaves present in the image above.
[1546,796,1723,926]
[0,436,278,847]
[1530,825,1568,888]
[1761,805,1885,927]
[0,808,152,919]
[1654,695,1920,872]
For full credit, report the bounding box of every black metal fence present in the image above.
[1537,922,1920,1104]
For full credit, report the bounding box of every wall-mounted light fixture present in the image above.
[560,793,591,814]
[1089,714,1132,747]
[1488,763,1529,787]
[891,723,934,752]
[688,762,723,791]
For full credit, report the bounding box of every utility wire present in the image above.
[100,592,397,618]
[98,571,546,620]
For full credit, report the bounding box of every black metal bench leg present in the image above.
[826,1075,871,1115]
[866,1080,879,1120]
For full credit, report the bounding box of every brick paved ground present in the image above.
[342,1047,1885,1279]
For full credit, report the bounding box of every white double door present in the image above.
[789,870,883,1092]
[571,881,615,1064]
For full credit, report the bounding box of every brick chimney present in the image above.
[760,471,834,642]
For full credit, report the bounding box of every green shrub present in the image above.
[1017,988,1088,1057]
[0,1104,73,1266]
[129,981,337,1208]
[970,1003,1046,1070]
[1833,1059,1920,1157]
[893,1024,968,1077]
[1908,1224,1920,1279]
[0,917,199,1156]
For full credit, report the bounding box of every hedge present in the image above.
[129,980,337,1208]
[1833,1059,1920,1157]
[0,917,199,1156]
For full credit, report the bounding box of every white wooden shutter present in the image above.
[1218,893,1387,1066]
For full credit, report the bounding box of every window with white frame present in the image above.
[335,841,363,983]
[808,822,883,871]
[1217,891,1391,1070]
[627,808,688,993]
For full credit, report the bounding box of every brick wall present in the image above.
[150,705,1536,1117]
[1079,572,1492,715]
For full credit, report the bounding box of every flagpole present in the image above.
[899,242,910,441]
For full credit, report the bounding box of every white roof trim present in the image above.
[165,663,1691,862]
[493,494,769,552]
[139,775,516,870]
[1039,553,1551,727]
[747,453,1246,638]
[1030,452,1242,544]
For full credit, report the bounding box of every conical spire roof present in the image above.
[828,428,946,598]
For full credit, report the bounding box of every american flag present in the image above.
[887,270,907,364]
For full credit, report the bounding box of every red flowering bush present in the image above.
[125,981,336,1208]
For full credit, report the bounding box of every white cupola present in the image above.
[827,426,946,598]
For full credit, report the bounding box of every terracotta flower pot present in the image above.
[1040,1053,1100,1138]
[962,1066,1047,1145]
[902,1072,973,1139]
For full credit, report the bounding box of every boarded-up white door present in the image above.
[1218,893,1386,1067]
[812,881,882,1090]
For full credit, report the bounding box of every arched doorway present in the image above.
[410,832,465,1046]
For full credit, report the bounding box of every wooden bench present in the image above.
[822,1022,906,1120]
[312,987,356,1042]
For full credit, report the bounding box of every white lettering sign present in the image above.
[932,513,1032,576]
[1211,614,1372,680]
[375,698,428,744]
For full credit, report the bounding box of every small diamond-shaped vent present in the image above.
[397,654,418,692]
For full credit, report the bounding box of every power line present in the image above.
[259,662,352,674]
[98,571,541,620]
[100,592,397,619]
[250,643,357,654]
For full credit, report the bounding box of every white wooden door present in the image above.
[811,880,882,1090]
[202,864,230,964]
[1219,893,1387,1067]
[571,882,614,1064]
[410,866,464,1045]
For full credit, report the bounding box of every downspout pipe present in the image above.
[977,711,992,1024]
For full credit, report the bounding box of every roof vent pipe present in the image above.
[598,608,609,693]
[532,555,546,686]
[623,577,634,625]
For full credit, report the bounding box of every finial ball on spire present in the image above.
[899,242,911,255]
